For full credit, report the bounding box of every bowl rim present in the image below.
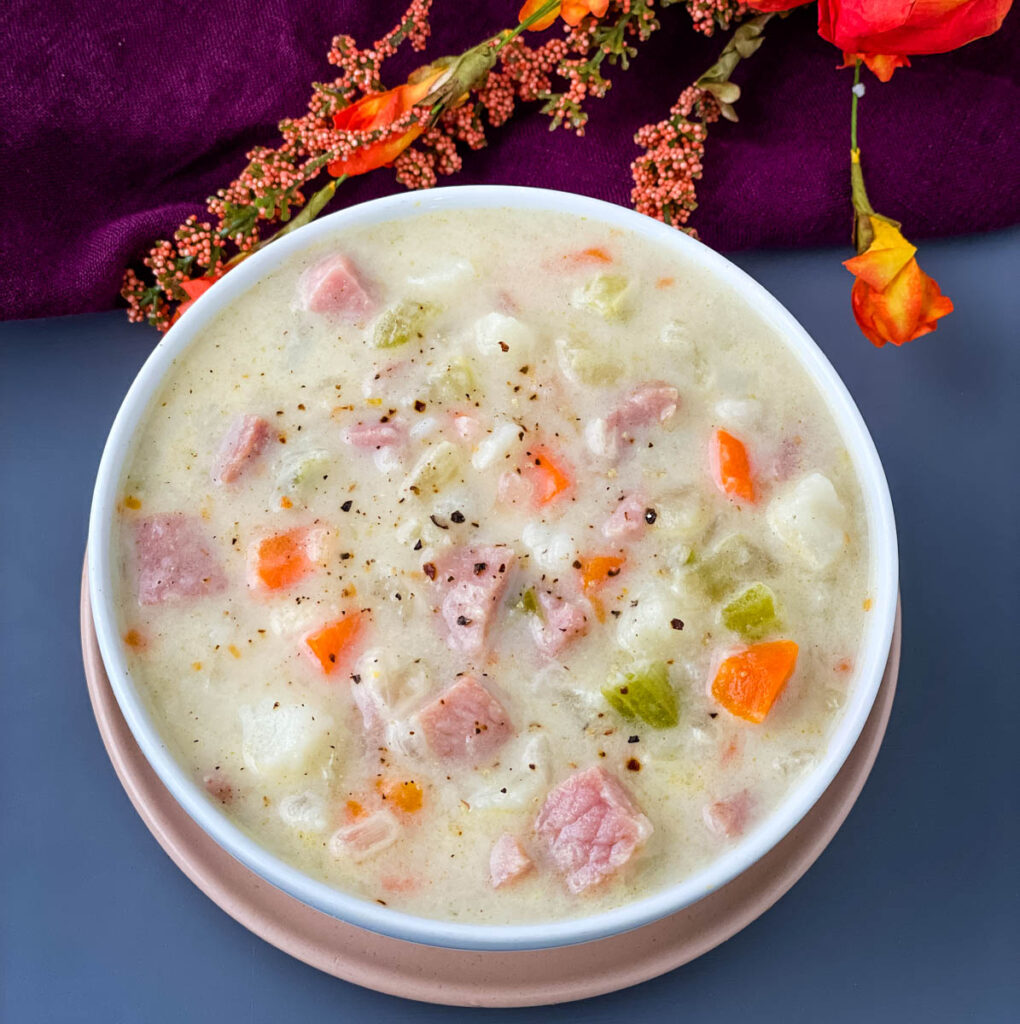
[88,184,898,952]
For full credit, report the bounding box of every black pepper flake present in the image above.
[456,615,472,626]
[607,567,621,578]
[423,562,437,580]
[610,609,621,618]
[572,559,582,569]
[429,514,449,530]
[450,510,465,524]
[709,712,719,719]
[351,674,361,684]
[473,562,488,575]
[670,618,685,631]
[644,507,657,524]
[413,539,423,551]
[341,500,353,512]
[626,758,641,772]
[340,552,352,560]
[628,735,640,744]
[498,341,509,352]
[413,400,427,412]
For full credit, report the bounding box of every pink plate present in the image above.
[81,561,900,1007]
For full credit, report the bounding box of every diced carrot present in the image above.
[304,611,365,675]
[711,640,799,724]
[249,527,317,591]
[123,495,142,510]
[378,778,424,814]
[524,445,573,507]
[711,428,756,504]
[122,628,146,649]
[345,799,367,821]
[565,246,612,265]
[279,495,293,509]
[580,554,626,592]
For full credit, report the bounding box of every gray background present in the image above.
[2,231,1017,1023]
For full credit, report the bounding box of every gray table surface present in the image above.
[2,230,1018,1023]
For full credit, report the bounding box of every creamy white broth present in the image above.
[113,209,869,924]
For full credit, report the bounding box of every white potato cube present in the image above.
[616,589,682,659]
[473,312,536,360]
[521,521,575,571]
[472,420,521,470]
[239,699,334,777]
[406,259,476,299]
[402,440,462,495]
[767,472,848,571]
[714,398,761,432]
[279,790,328,832]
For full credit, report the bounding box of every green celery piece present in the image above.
[373,299,438,348]
[602,661,678,729]
[277,450,331,497]
[429,355,476,401]
[722,582,780,640]
[697,534,775,600]
[575,274,632,321]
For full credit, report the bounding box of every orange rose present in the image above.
[519,0,610,31]
[172,275,221,323]
[843,218,953,347]
[839,51,912,81]
[327,67,447,178]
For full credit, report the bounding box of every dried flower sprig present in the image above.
[630,12,773,230]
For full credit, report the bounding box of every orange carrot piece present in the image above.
[565,246,612,265]
[345,799,367,821]
[711,428,756,504]
[303,611,365,675]
[580,554,625,592]
[122,628,146,649]
[279,495,293,509]
[711,640,799,724]
[123,495,142,510]
[249,527,316,591]
[378,778,424,814]
[524,445,573,507]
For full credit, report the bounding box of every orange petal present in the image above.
[844,218,917,291]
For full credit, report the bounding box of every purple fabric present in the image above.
[1,1,1017,321]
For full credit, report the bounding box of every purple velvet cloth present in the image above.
[0,1,1016,321]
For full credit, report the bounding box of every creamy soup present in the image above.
[112,208,870,924]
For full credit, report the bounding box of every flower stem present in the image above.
[849,58,875,252]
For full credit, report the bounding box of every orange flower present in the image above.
[839,51,911,81]
[519,0,610,31]
[327,67,447,178]
[172,275,221,322]
[843,217,953,347]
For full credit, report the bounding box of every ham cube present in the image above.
[602,492,648,541]
[608,381,679,435]
[134,514,227,605]
[703,791,752,839]
[297,254,374,317]
[329,809,400,862]
[419,675,513,763]
[427,545,515,655]
[530,592,589,658]
[535,766,653,894]
[489,833,533,888]
[211,414,270,484]
[342,418,407,449]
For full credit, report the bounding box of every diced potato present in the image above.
[653,489,713,544]
[520,521,575,571]
[239,699,334,778]
[406,259,476,299]
[767,472,848,571]
[616,589,683,659]
[373,299,438,348]
[722,582,781,640]
[695,534,775,600]
[714,398,761,432]
[473,312,536,359]
[572,274,633,321]
[555,334,622,386]
[602,661,679,728]
[472,420,521,470]
[278,790,328,832]
[402,441,462,495]
[355,648,430,719]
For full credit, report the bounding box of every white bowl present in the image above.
[89,185,898,952]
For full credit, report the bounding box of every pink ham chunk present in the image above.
[535,766,653,894]
[134,514,227,605]
[490,833,533,888]
[702,791,752,839]
[530,592,589,658]
[419,675,513,763]
[427,545,515,655]
[297,254,374,317]
[211,414,270,484]
[602,493,648,541]
[342,418,407,450]
[608,381,679,435]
